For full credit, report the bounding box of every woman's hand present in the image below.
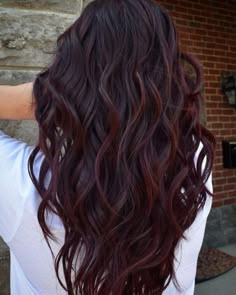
[0,82,35,120]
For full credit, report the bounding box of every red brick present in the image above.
[203,62,215,68]
[212,200,224,207]
[224,170,236,177]
[160,0,236,206]
[224,184,236,191]
[224,198,236,206]
[214,177,227,186]
[193,16,207,23]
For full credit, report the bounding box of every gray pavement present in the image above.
[195,243,236,295]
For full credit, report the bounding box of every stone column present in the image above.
[0,0,83,144]
[0,1,83,294]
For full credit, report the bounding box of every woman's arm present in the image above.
[0,82,35,120]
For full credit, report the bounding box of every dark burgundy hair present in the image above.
[28,0,216,294]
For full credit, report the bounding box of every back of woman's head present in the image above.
[29,0,216,294]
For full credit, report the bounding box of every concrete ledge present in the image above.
[0,120,38,145]
[0,8,77,67]
[0,69,39,85]
[0,0,82,14]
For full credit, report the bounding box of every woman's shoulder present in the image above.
[0,130,46,242]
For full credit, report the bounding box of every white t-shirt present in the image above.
[0,130,213,295]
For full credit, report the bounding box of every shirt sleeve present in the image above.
[0,130,35,243]
[167,141,213,294]
[172,174,212,294]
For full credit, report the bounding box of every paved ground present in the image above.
[195,243,236,295]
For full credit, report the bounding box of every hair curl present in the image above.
[28,0,216,294]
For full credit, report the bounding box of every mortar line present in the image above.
[0,5,82,16]
[0,65,44,71]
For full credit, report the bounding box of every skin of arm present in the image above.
[0,82,35,120]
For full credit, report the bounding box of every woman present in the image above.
[0,0,215,294]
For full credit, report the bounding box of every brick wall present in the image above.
[159,0,236,207]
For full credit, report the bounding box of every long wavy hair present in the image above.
[28,0,216,294]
